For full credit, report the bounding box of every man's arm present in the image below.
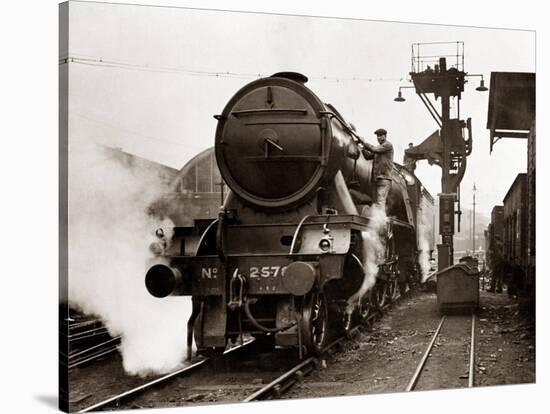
[363,141,392,154]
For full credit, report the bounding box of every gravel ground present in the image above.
[68,342,299,411]
[68,353,152,411]
[282,289,535,400]
[68,289,535,411]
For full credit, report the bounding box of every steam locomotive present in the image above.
[145,72,434,357]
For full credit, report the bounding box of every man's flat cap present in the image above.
[374,128,387,136]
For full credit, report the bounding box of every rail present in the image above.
[77,340,254,413]
[77,292,404,410]
[243,295,401,402]
[406,312,476,391]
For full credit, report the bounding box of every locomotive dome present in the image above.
[214,72,333,209]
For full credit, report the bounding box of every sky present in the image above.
[64,0,535,217]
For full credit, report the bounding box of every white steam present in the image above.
[68,140,191,376]
[417,221,432,283]
[346,204,387,313]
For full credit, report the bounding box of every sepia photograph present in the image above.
[56,1,536,412]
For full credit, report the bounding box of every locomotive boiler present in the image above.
[145,72,434,357]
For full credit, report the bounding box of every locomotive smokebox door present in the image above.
[436,263,479,312]
[214,74,335,210]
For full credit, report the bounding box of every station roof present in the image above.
[102,145,179,182]
[486,72,535,152]
[177,147,214,176]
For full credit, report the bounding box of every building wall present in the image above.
[527,120,536,287]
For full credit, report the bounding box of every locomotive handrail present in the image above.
[243,155,322,162]
[319,110,368,148]
[194,218,219,256]
[231,108,308,117]
[350,253,365,270]
[289,215,312,254]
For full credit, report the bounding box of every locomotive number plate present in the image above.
[199,266,288,280]
[248,266,287,279]
[242,265,288,293]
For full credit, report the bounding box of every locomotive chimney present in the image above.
[270,71,308,83]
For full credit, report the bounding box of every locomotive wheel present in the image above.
[399,281,409,296]
[386,279,395,303]
[373,280,388,309]
[358,290,373,324]
[301,290,329,355]
[387,279,399,303]
[392,279,400,301]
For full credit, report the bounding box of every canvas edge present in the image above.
[59,1,70,412]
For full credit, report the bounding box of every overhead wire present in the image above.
[60,55,405,83]
[71,112,204,150]
[65,54,407,159]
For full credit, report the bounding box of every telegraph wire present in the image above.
[70,60,256,80]
[61,55,267,79]
[71,112,204,150]
[60,55,405,83]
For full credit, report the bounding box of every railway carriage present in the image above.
[487,173,533,296]
[502,173,528,295]
[486,71,535,297]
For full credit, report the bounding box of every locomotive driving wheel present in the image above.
[399,280,409,296]
[358,289,374,324]
[373,280,388,309]
[387,278,399,303]
[301,289,329,355]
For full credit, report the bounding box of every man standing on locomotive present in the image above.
[362,128,394,211]
[344,129,395,328]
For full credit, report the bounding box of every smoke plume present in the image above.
[417,221,432,283]
[67,140,191,376]
[346,204,387,313]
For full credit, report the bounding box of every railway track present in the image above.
[77,340,256,413]
[61,317,121,370]
[406,312,476,391]
[243,325,361,402]
[243,296,399,402]
[78,328,363,411]
[66,336,121,370]
[75,293,402,411]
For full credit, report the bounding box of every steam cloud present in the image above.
[346,204,387,313]
[67,139,191,376]
[417,220,433,283]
